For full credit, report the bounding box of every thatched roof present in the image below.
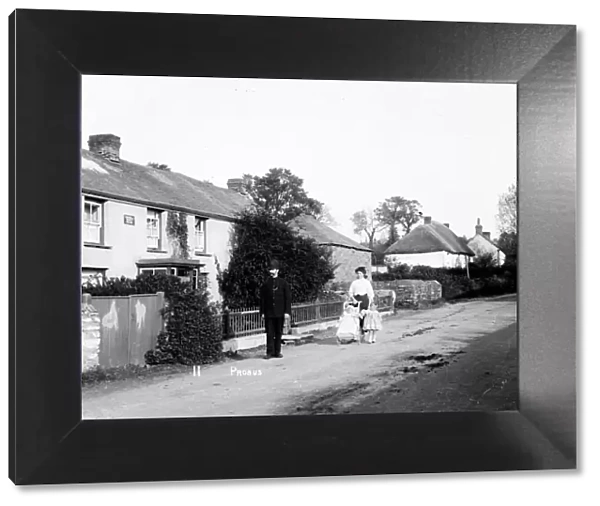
[289,215,371,252]
[81,150,250,220]
[385,220,475,256]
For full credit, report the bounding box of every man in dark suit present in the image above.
[259,259,291,359]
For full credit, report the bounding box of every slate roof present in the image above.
[81,150,250,220]
[289,215,371,252]
[385,220,476,256]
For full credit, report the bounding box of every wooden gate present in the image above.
[91,292,165,367]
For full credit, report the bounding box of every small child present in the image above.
[336,302,361,344]
[362,301,383,344]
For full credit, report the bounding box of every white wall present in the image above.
[385,251,468,268]
[468,235,506,265]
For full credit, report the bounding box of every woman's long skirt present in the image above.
[353,294,370,331]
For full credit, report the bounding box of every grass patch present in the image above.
[81,363,190,386]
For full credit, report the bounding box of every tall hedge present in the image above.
[219,209,337,307]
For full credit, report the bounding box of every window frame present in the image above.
[83,198,104,245]
[146,208,163,250]
[194,217,207,253]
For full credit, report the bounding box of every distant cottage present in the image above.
[288,214,372,285]
[466,218,506,265]
[81,133,249,300]
[384,217,475,268]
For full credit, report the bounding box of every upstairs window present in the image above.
[194,217,207,253]
[83,199,103,244]
[146,209,163,250]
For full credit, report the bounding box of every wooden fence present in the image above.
[91,292,165,367]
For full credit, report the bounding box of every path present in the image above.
[82,295,517,419]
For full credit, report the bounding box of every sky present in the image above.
[82,75,516,241]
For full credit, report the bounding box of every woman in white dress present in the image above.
[348,266,374,335]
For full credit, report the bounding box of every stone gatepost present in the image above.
[82,293,101,372]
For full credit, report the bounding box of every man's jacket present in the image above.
[259,277,292,318]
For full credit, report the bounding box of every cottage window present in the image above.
[146,209,162,249]
[83,199,103,244]
[194,217,207,253]
[140,267,168,275]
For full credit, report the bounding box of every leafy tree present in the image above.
[375,197,423,245]
[496,183,517,234]
[497,231,518,266]
[218,208,337,307]
[351,208,384,249]
[241,168,324,222]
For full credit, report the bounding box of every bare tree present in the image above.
[496,183,517,234]
[315,205,339,227]
[350,208,384,249]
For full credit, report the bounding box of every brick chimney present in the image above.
[475,218,483,235]
[443,223,450,228]
[483,232,491,240]
[424,216,432,225]
[227,178,245,193]
[88,134,121,163]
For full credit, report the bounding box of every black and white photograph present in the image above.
[8,1,581,491]
[81,76,518,419]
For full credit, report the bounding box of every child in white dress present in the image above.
[362,302,383,344]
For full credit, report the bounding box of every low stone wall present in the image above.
[82,294,101,372]
[373,280,442,307]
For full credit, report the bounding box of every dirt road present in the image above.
[82,295,517,419]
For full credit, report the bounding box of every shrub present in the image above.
[145,288,222,365]
[82,272,189,297]
[372,262,516,301]
[219,208,336,307]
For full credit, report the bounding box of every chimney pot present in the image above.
[88,134,121,163]
[475,218,483,235]
[227,178,245,193]
[424,216,432,225]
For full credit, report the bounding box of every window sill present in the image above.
[147,248,169,254]
[84,243,112,250]
[194,250,211,257]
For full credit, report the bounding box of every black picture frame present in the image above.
[9,9,577,485]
